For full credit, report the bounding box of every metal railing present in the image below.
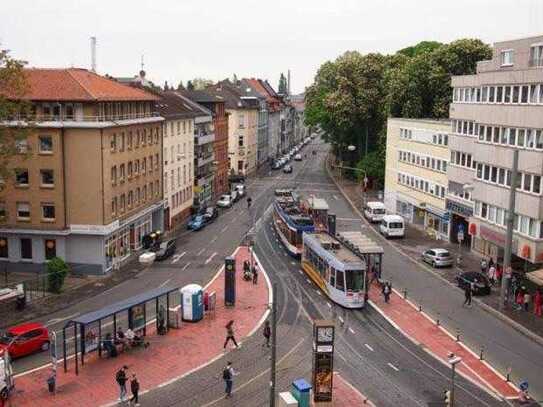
[5,112,161,123]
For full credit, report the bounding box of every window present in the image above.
[483,165,490,181]
[0,203,5,222]
[533,175,541,194]
[238,135,244,147]
[491,167,497,183]
[20,238,32,260]
[40,169,54,186]
[44,239,56,260]
[119,164,125,182]
[530,44,543,67]
[529,85,538,104]
[128,191,133,208]
[120,132,126,151]
[128,132,133,149]
[111,166,117,185]
[111,197,117,216]
[41,203,55,221]
[120,194,126,213]
[501,50,514,66]
[155,154,159,169]
[15,169,29,186]
[39,135,53,153]
[489,86,495,103]
[17,202,30,220]
[517,129,525,147]
[16,139,28,153]
[110,134,117,151]
[128,161,133,178]
[524,174,532,192]
[508,128,516,146]
[496,86,503,103]
[498,168,505,185]
[512,86,520,103]
[504,86,511,103]
[0,237,8,258]
[521,85,529,104]
[493,127,500,143]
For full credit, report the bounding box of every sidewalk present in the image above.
[368,283,519,399]
[331,372,375,406]
[7,246,270,407]
[335,174,543,341]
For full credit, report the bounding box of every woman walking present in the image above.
[223,320,239,349]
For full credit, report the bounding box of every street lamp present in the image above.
[448,353,462,406]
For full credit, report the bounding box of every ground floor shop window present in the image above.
[105,227,131,269]
[20,238,32,260]
[45,239,56,260]
[0,237,8,258]
[135,218,152,249]
[427,213,449,238]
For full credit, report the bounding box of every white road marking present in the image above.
[327,302,332,308]
[290,261,296,265]
[197,248,205,255]
[364,343,374,351]
[171,251,186,263]
[315,290,322,296]
[45,312,80,327]
[159,278,171,288]
[211,236,218,243]
[221,225,228,233]
[387,362,400,372]
[298,269,303,275]
[347,327,355,334]
[305,278,311,284]
[333,195,339,200]
[182,262,191,271]
[205,252,217,265]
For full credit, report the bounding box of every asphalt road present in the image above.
[10,138,525,406]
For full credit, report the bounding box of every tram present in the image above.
[301,232,367,308]
[273,190,315,257]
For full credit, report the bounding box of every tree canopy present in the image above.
[278,72,288,95]
[305,39,492,185]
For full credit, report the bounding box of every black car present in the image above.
[456,271,491,295]
[203,206,219,223]
[153,239,176,261]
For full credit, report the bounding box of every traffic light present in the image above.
[444,390,451,406]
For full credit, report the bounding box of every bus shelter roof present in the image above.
[337,231,384,255]
[67,286,179,327]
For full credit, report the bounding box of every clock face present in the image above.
[317,327,334,342]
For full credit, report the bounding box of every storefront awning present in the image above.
[526,269,543,286]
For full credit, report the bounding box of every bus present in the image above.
[301,232,367,308]
[273,190,315,257]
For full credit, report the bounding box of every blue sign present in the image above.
[458,224,465,234]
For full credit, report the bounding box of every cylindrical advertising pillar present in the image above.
[224,256,236,306]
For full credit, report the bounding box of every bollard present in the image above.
[436,313,440,326]
[456,329,460,342]
[418,304,422,312]
[479,346,484,361]
[506,367,511,382]
[403,289,407,299]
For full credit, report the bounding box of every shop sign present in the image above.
[446,200,473,218]
[70,220,119,235]
[479,225,517,251]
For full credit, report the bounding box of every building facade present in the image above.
[384,118,452,241]
[157,92,197,230]
[0,68,164,274]
[450,35,543,268]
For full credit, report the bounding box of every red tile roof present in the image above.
[6,68,159,102]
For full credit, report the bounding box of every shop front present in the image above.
[446,199,473,247]
[425,206,450,241]
[470,222,511,265]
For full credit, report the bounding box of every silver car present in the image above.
[422,248,454,268]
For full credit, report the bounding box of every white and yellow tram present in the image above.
[301,232,366,308]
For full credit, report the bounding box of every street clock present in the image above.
[312,320,335,403]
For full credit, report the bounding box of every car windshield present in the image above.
[159,242,169,250]
[194,216,203,222]
[373,208,386,214]
[0,332,16,344]
[345,269,364,291]
[438,252,450,258]
[220,195,230,200]
[389,222,403,229]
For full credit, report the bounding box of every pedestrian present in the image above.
[516,287,524,311]
[523,291,531,312]
[130,373,140,406]
[262,320,271,348]
[252,264,258,285]
[382,282,391,304]
[488,264,496,286]
[115,365,128,402]
[480,258,488,274]
[463,282,472,307]
[496,264,503,283]
[223,320,239,349]
[488,257,494,269]
[223,361,238,399]
[534,289,542,317]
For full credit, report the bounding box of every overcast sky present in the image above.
[1,0,542,94]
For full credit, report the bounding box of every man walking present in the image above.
[115,365,128,402]
[262,320,271,348]
[223,361,238,399]
[252,264,258,285]
[223,320,239,349]
[463,282,472,307]
[382,282,391,304]
[130,373,140,406]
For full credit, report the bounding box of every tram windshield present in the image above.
[345,269,364,292]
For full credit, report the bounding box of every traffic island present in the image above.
[7,246,270,407]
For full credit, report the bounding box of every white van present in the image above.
[379,215,405,238]
[364,201,386,222]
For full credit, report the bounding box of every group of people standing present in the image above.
[242,260,258,284]
[115,365,140,405]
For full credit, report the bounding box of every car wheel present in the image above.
[41,341,50,351]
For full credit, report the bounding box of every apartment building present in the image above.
[449,35,543,268]
[291,93,309,143]
[384,118,452,240]
[0,68,163,274]
[244,79,273,165]
[183,90,229,199]
[157,91,198,230]
[173,92,215,209]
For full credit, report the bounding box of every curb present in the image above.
[325,156,543,348]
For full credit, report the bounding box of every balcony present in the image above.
[195,132,215,145]
[197,153,214,167]
[196,173,214,187]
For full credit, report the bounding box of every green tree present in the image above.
[397,41,442,58]
[176,80,185,91]
[278,72,287,95]
[0,48,32,191]
[47,257,69,294]
[186,80,194,91]
[191,78,214,90]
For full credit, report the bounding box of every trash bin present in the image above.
[291,379,311,407]
[180,284,204,322]
[47,375,56,394]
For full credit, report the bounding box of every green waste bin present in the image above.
[291,379,311,407]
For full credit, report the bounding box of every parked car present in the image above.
[272,160,282,170]
[203,206,219,223]
[153,239,176,261]
[217,194,233,208]
[0,323,49,358]
[231,189,240,202]
[294,153,302,161]
[379,215,405,238]
[363,201,386,223]
[422,248,454,268]
[234,184,246,198]
[456,272,491,295]
[283,164,293,174]
[187,215,207,231]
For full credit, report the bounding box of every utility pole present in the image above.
[500,149,519,310]
[270,283,277,407]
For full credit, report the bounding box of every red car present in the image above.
[0,322,50,358]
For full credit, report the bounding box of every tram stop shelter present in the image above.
[62,286,180,375]
[336,231,384,279]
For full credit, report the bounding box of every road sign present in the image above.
[458,224,465,234]
[457,231,464,242]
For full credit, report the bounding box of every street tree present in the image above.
[278,73,287,95]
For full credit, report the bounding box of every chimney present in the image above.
[287,70,291,95]
[90,36,97,73]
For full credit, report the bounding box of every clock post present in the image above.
[312,319,335,405]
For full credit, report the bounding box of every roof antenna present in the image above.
[140,54,145,72]
[90,36,97,73]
